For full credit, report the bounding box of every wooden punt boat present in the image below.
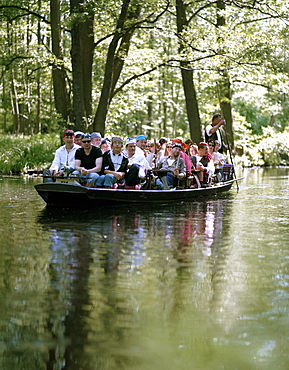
[34,177,242,206]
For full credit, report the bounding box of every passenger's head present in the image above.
[149,142,161,153]
[207,139,215,153]
[82,133,92,148]
[63,130,74,147]
[214,140,221,152]
[111,136,123,153]
[159,137,168,147]
[165,141,173,155]
[100,139,111,153]
[197,142,209,156]
[172,138,188,152]
[189,143,198,156]
[135,134,147,150]
[171,142,182,158]
[126,138,136,156]
[74,131,84,146]
[91,132,102,147]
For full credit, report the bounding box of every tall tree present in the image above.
[176,0,202,143]
[70,0,94,129]
[93,0,132,135]
[50,0,71,123]
[215,0,234,149]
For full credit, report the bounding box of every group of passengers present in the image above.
[44,114,229,189]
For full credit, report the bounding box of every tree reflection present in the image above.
[36,199,234,369]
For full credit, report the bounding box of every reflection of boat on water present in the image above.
[35,177,243,206]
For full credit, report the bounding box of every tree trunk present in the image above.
[93,0,131,135]
[35,0,42,134]
[80,14,94,120]
[70,0,94,130]
[176,0,202,143]
[216,0,234,149]
[11,73,20,134]
[110,3,142,98]
[2,76,7,132]
[50,0,71,124]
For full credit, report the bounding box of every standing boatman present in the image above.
[205,113,227,153]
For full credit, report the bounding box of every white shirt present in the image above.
[195,155,215,178]
[50,144,80,171]
[205,124,222,148]
[135,146,145,157]
[127,153,151,178]
[146,151,163,168]
[110,151,123,171]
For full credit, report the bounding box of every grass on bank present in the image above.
[0,133,59,174]
[0,128,289,175]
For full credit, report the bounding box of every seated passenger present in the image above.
[158,137,168,161]
[172,138,192,174]
[190,142,215,187]
[126,138,151,181]
[213,140,225,167]
[73,133,103,186]
[43,129,80,183]
[207,139,215,156]
[126,139,164,189]
[158,142,186,189]
[146,142,162,168]
[212,140,226,181]
[188,142,198,156]
[96,136,129,188]
[135,134,147,157]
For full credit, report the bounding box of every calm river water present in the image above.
[0,167,289,370]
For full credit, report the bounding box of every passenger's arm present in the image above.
[74,159,84,172]
[87,157,103,173]
[209,120,225,134]
[104,169,125,180]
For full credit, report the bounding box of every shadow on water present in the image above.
[34,194,236,370]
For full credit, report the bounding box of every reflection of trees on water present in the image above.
[38,207,149,369]
[35,200,234,369]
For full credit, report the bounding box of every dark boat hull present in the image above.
[35,179,241,206]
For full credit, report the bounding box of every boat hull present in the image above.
[34,179,240,206]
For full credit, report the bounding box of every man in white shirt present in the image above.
[126,138,151,179]
[135,134,147,156]
[43,129,80,182]
[205,113,227,153]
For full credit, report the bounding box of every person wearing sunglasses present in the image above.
[207,139,215,156]
[73,133,103,187]
[43,129,80,183]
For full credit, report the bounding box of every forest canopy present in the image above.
[1,0,289,151]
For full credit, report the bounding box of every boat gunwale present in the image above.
[35,177,243,193]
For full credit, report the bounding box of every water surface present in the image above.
[0,168,289,369]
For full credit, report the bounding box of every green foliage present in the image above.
[1,0,289,150]
[234,121,289,167]
[234,97,270,135]
[0,134,59,174]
